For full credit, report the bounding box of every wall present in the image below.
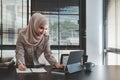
[86,0,103,65]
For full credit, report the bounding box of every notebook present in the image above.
[51,50,84,74]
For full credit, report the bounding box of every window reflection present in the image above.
[49,14,79,45]
[8,28,15,43]
[2,0,28,45]
[49,15,59,45]
[59,15,79,45]
[0,50,15,62]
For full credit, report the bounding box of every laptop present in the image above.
[51,50,84,74]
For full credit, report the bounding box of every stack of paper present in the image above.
[16,68,32,73]
[16,68,47,73]
[31,68,47,73]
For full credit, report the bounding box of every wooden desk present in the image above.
[0,65,120,80]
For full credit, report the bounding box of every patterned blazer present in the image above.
[15,33,57,66]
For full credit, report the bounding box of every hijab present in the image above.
[20,13,48,47]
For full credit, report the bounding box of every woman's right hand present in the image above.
[54,63,65,69]
[18,64,27,71]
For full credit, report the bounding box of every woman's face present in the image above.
[36,24,48,36]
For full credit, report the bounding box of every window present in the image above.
[0,0,30,61]
[103,0,120,65]
[0,0,86,63]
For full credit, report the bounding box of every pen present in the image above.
[18,59,27,70]
[18,59,23,65]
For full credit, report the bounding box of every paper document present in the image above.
[31,68,47,73]
[16,68,32,73]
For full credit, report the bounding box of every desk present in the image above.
[0,65,120,80]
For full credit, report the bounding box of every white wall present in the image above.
[86,0,103,65]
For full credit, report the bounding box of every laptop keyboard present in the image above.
[52,67,65,73]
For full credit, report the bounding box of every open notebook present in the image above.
[16,68,47,73]
[51,50,84,74]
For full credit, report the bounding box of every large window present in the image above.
[2,0,28,45]
[0,0,30,62]
[0,0,86,63]
[103,0,120,65]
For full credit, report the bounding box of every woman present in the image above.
[16,13,64,71]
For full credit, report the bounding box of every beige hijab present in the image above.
[20,13,48,47]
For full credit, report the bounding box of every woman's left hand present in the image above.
[54,63,65,68]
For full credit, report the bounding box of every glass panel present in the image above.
[107,0,116,48]
[49,15,59,45]
[49,15,79,45]
[0,0,2,45]
[0,50,1,59]
[2,50,15,62]
[59,15,79,45]
[105,0,120,65]
[107,52,120,65]
[2,0,27,45]
[117,0,120,48]
[0,0,1,45]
